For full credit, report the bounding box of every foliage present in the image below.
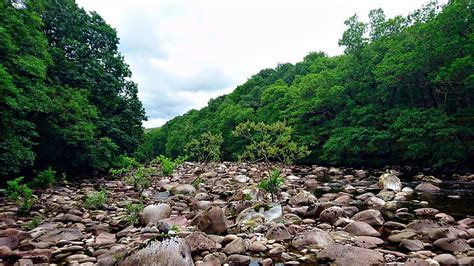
[29,167,56,188]
[84,188,108,209]
[152,1,473,170]
[257,168,284,202]
[124,202,144,225]
[109,155,140,178]
[191,177,204,188]
[185,132,223,164]
[6,177,36,215]
[23,216,43,231]
[125,166,154,190]
[154,155,186,176]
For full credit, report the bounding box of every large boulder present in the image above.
[139,204,171,225]
[344,221,381,237]
[289,190,318,206]
[317,244,384,266]
[118,238,193,266]
[191,206,228,234]
[378,172,402,191]
[291,229,334,249]
[319,206,346,224]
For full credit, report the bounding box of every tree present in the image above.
[185,132,224,165]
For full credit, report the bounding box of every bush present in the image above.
[257,168,284,202]
[125,166,154,190]
[23,216,43,230]
[29,167,56,188]
[84,188,107,209]
[109,155,140,178]
[154,155,186,176]
[185,132,223,164]
[6,177,36,215]
[124,202,144,225]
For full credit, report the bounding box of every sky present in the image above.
[76,0,432,128]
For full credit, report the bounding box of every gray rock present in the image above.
[317,244,384,266]
[400,239,424,251]
[378,172,402,191]
[289,190,318,206]
[433,254,457,265]
[223,237,246,255]
[140,204,171,225]
[171,184,197,195]
[191,206,228,234]
[415,182,441,192]
[353,236,384,249]
[291,229,334,249]
[118,238,193,266]
[265,224,291,241]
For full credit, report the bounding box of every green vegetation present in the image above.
[185,132,224,164]
[191,177,205,188]
[6,177,36,215]
[84,188,108,209]
[154,155,186,176]
[29,167,56,188]
[258,168,285,202]
[0,0,145,180]
[124,202,144,225]
[23,216,43,230]
[152,1,473,170]
[125,167,153,190]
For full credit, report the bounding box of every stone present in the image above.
[185,232,216,253]
[319,206,345,224]
[223,237,246,255]
[317,244,384,266]
[405,258,430,266]
[139,204,171,226]
[344,221,381,237]
[433,237,470,252]
[265,224,291,241]
[288,190,318,206]
[37,229,82,243]
[191,207,228,234]
[227,254,250,264]
[0,236,19,250]
[118,238,193,266]
[233,175,249,183]
[415,208,440,217]
[365,196,386,209]
[433,254,457,265]
[378,172,402,191]
[171,184,197,195]
[387,231,417,243]
[236,204,282,225]
[260,258,273,266]
[400,239,424,251]
[415,182,441,192]
[248,242,266,252]
[353,236,384,249]
[352,209,384,226]
[291,229,334,249]
[62,213,82,223]
[268,246,284,255]
[95,232,116,245]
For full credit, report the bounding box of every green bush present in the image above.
[257,168,284,202]
[84,188,108,209]
[185,132,223,164]
[154,155,186,176]
[23,216,43,230]
[109,155,140,178]
[6,177,36,215]
[124,202,144,225]
[29,167,56,188]
[125,166,154,190]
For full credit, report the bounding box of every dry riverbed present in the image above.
[1,162,473,265]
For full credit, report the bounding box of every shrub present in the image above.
[84,188,107,209]
[124,202,144,225]
[125,166,154,190]
[6,177,36,215]
[257,168,284,202]
[109,155,140,178]
[29,167,56,188]
[154,155,186,176]
[23,216,43,230]
[185,132,223,164]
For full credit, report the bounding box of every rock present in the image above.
[433,237,470,252]
[387,231,417,243]
[433,254,457,265]
[236,204,282,225]
[260,258,273,266]
[191,207,228,234]
[413,174,442,184]
[118,238,193,266]
[365,196,386,209]
[200,172,218,178]
[288,190,318,206]
[233,175,249,183]
[354,170,368,179]
[344,221,381,237]
[185,232,216,253]
[405,258,430,266]
[415,208,440,217]
[352,209,384,226]
[291,229,334,249]
[248,242,266,252]
[378,172,402,191]
[62,213,82,223]
[140,204,171,225]
[415,182,441,192]
[400,239,424,251]
[268,246,284,255]
[0,236,19,250]
[353,236,384,249]
[227,254,250,264]
[317,244,384,266]
[458,257,474,265]
[319,206,345,224]
[223,238,246,255]
[171,184,197,195]
[95,232,116,245]
[37,229,82,243]
[265,224,291,241]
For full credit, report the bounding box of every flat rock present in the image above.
[353,236,384,249]
[433,237,470,252]
[291,229,334,249]
[415,182,441,192]
[317,244,384,266]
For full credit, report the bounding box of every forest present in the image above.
[147,0,473,171]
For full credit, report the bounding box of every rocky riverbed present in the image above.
[1,163,473,265]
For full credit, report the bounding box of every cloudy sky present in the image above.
[76,0,431,128]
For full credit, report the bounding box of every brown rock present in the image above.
[353,236,384,249]
[317,244,384,266]
[223,238,246,255]
[0,236,19,250]
[185,232,216,253]
[433,237,470,252]
[191,207,228,235]
[265,224,291,241]
[352,209,384,226]
[291,229,334,249]
[319,206,345,224]
[344,221,381,237]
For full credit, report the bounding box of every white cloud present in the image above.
[77,0,435,128]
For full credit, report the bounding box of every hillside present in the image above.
[151,1,473,170]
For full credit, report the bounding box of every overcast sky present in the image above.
[76,0,431,128]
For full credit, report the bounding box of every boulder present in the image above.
[291,229,334,249]
[353,236,384,249]
[378,172,402,191]
[265,224,291,241]
[191,206,228,234]
[319,206,345,224]
[223,237,246,255]
[433,237,470,252]
[95,232,116,245]
[288,190,318,206]
[317,244,384,266]
[139,204,171,225]
[118,238,193,266]
[433,254,457,265]
[400,239,424,251]
[185,232,216,253]
[344,221,381,237]
[171,184,196,195]
[415,182,441,192]
[352,209,384,226]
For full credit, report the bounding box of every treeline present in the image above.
[149,1,473,170]
[0,0,145,179]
